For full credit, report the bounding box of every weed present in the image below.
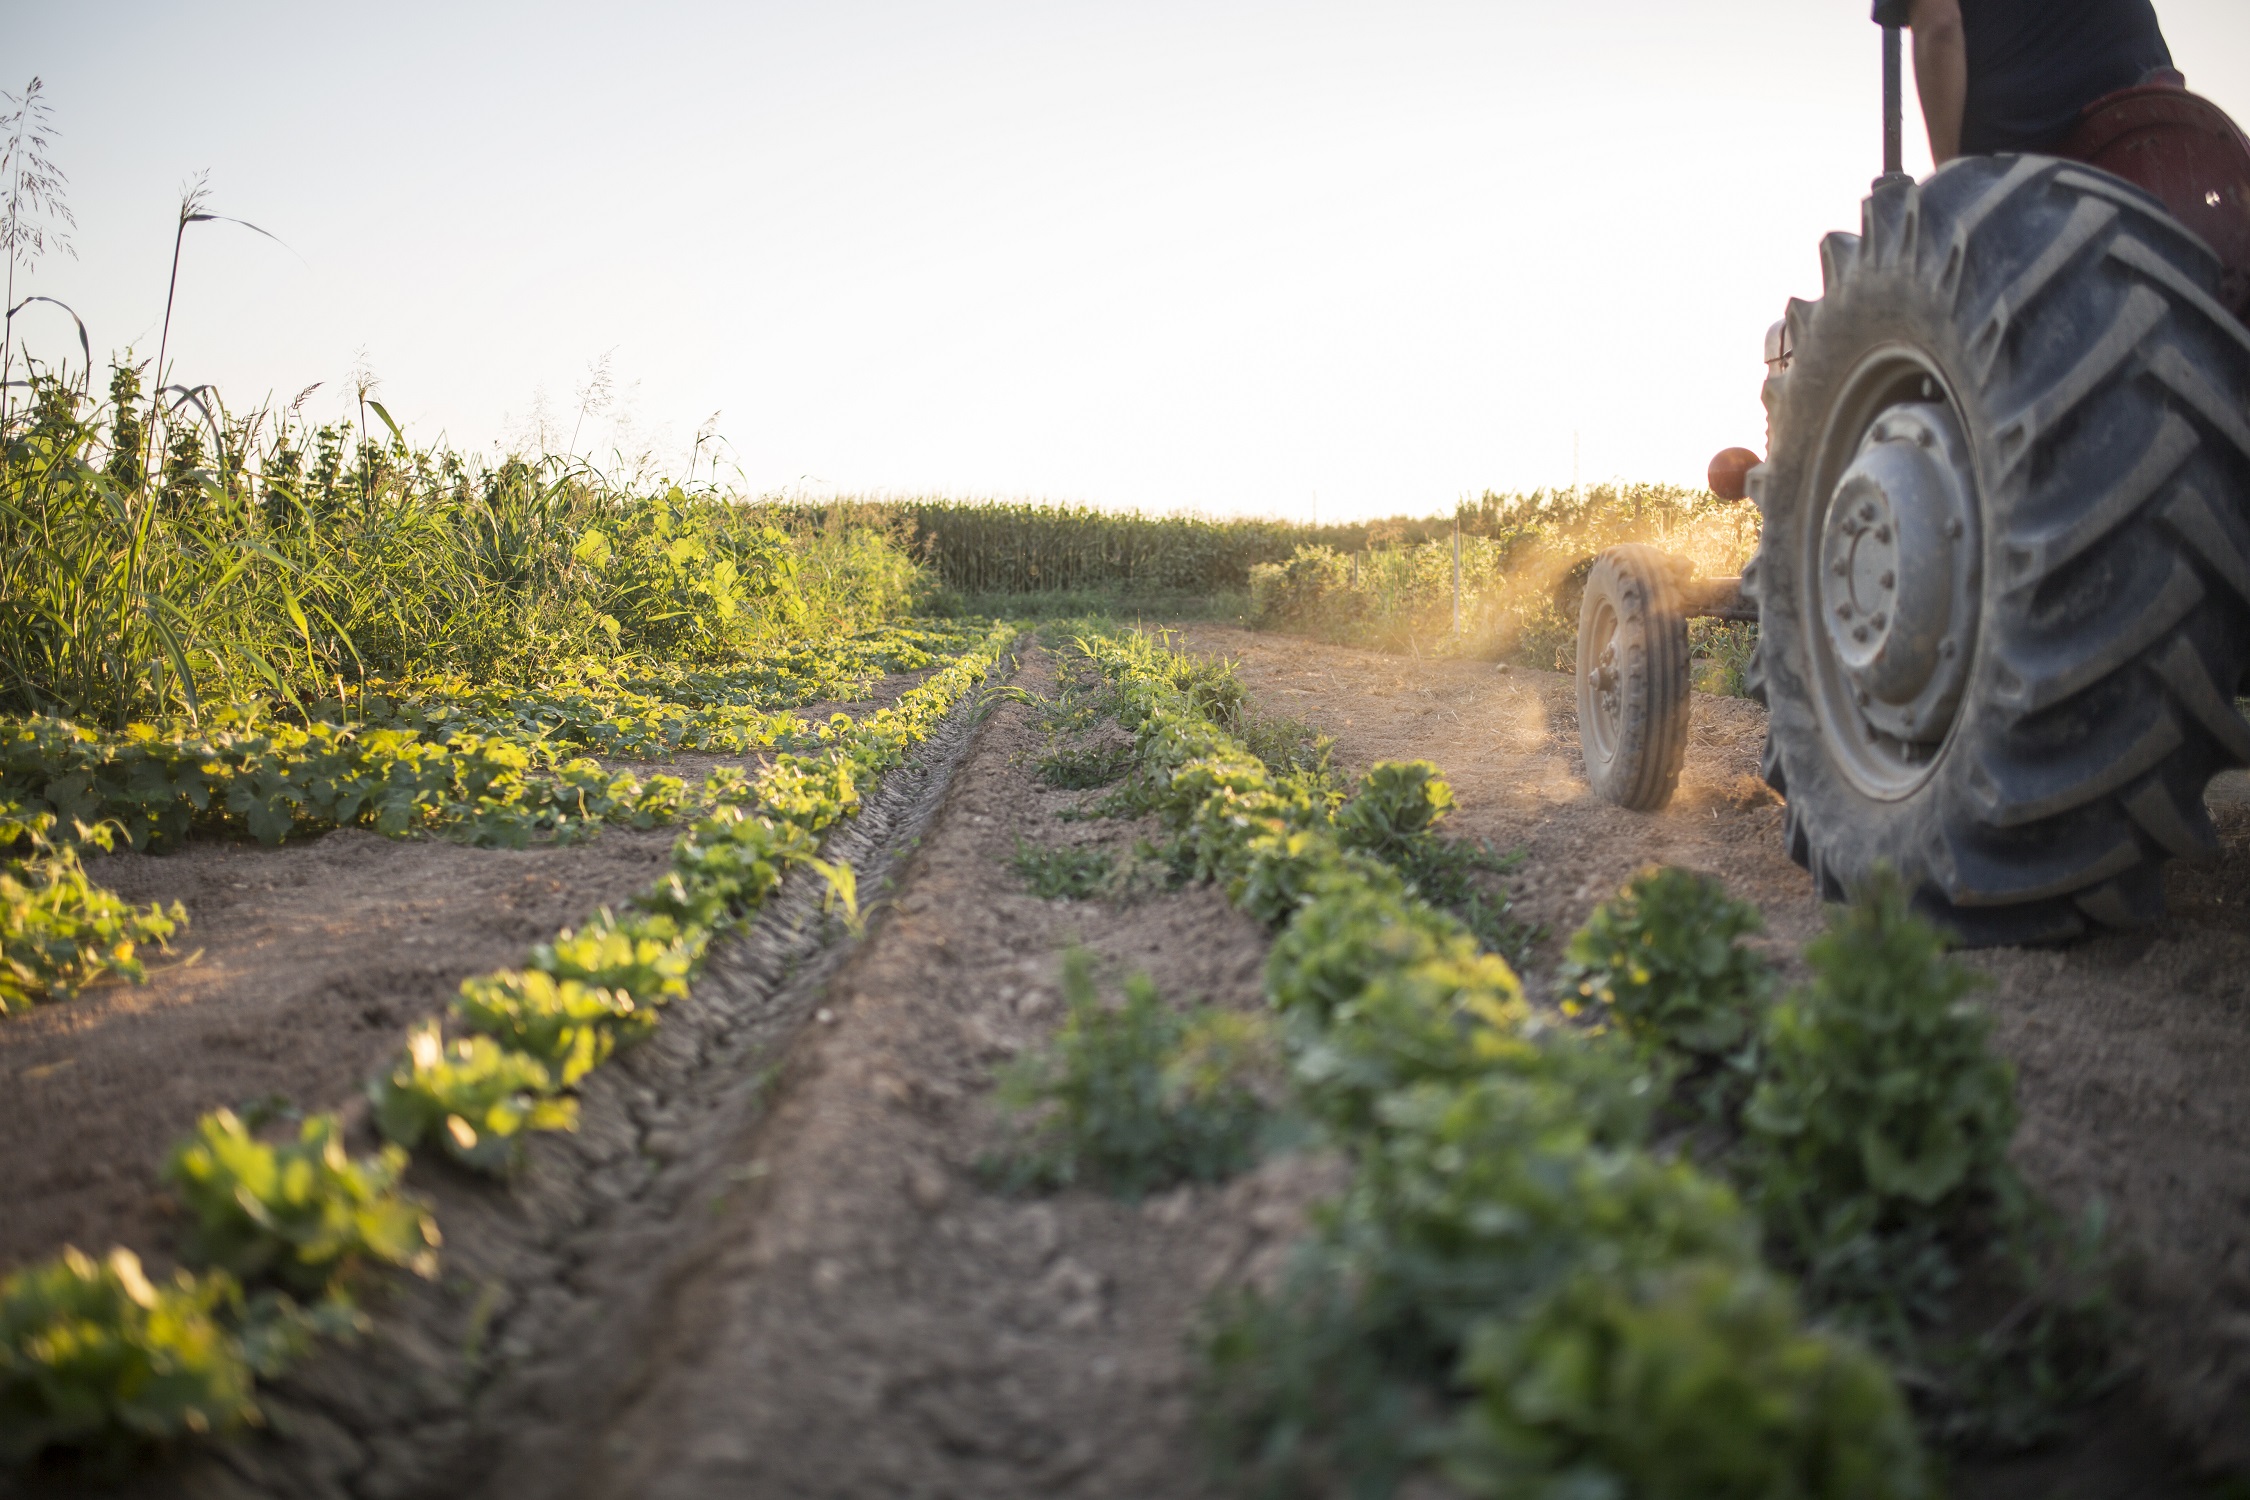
[1036,741,1133,790]
[1010,840,1114,901]
[0,381,936,727]
[1245,483,1761,677]
[1690,617,1758,696]
[1328,762,1530,963]
[1234,709,1333,780]
[990,951,1279,1197]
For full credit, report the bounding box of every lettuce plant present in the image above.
[369,1022,578,1174]
[0,1248,257,1469]
[164,1110,438,1297]
[1560,865,1771,1059]
[452,970,653,1087]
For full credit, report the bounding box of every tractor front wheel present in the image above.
[1576,543,1690,811]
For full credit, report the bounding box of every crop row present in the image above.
[0,620,994,1016]
[1038,625,2068,1495]
[0,619,994,857]
[0,621,1016,1468]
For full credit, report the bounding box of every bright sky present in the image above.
[10,1,2250,520]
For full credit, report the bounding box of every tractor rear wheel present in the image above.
[1577,543,1690,811]
[1748,155,2250,944]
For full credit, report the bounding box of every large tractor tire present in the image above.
[1748,154,2250,945]
[1577,543,1690,811]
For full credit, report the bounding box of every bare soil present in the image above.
[5,632,2246,1497]
[1,826,680,1276]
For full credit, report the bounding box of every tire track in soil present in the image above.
[7,669,963,1500]
[1184,622,2250,1491]
[527,643,1339,1500]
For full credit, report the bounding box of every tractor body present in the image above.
[1575,60,2250,945]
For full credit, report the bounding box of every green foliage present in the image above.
[1333,760,1454,862]
[362,619,1013,1177]
[1449,1262,1927,1499]
[992,951,1278,1197]
[1265,881,1456,1023]
[0,713,720,855]
[0,618,1016,1471]
[1199,1260,1426,1500]
[1036,740,1134,790]
[1744,874,2017,1285]
[368,1022,578,1175]
[1010,839,1114,900]
[1689,617,1759,697]
[834,498,1348,595]
[0,811,182,1013]
[1233,709,1334,780]
[528,907,699,1008]
[0,1247,258,1468]
[1560,865,1771,1058]
[1229,827,1392,929]
[646,804,820,932]
[1070,625,1928,1495]
[0,382,936,727]
[451,970,654,1087]
[162,1110,439,1298]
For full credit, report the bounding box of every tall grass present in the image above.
[0,372,926,727]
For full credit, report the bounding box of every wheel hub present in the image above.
[1816,401,1978,745]
[1589,613,1623,755]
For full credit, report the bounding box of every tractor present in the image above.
[1576,2,2250,945]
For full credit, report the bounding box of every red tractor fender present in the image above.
[2055,80,2250,318]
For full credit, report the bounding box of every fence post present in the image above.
[1452,517,1462,636]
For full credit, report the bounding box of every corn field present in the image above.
[0,369,921,727]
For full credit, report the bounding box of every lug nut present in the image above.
[1836,603,1853,620]
[1875,525,1892,543]
[1853,625,1870,642]
[1879,570,1895,589]
[1859,501,1877,522]
[1871,611,1887,629]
